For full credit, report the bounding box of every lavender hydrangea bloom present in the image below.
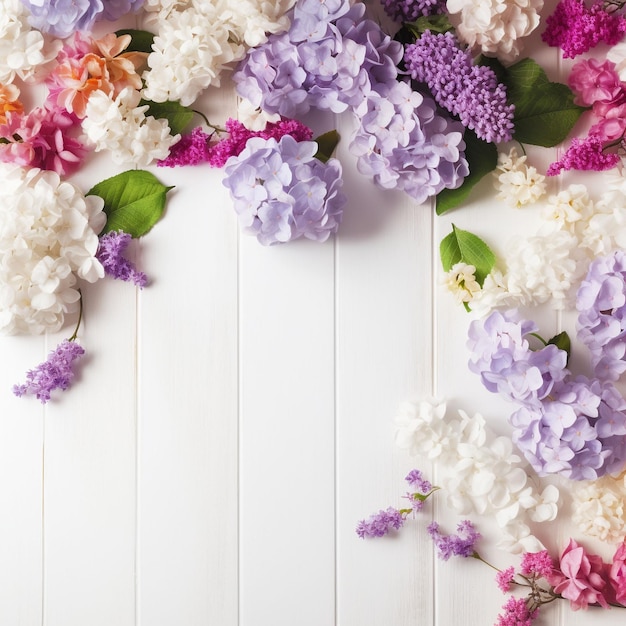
[428,520,480,560]
[382,0,448,21]
[13,340,85,403]
[21,0,104,38]
[97,231,148,288]
[356,507,404,538]
[577,251,626,381]
[100,0,145,21]
[233,0,403,118]
[404,31,515,143]
[350,80,469,204]
[222,135,345,245]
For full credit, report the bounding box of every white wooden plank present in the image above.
[334,111,435,625]
[137,83,239,626]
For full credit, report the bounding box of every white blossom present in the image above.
[446,0,543,61]
[443,262,481,303]
[82,88,179,166]
[0,164,105,335]
[493,147,546,208]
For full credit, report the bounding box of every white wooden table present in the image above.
[1,7,625,626]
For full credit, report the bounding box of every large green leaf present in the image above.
[436,129,498,215]
[314,130,340,163]
[502,58,587,147]
[140,99,194,135]
[439,224,495,286]
[114,29,155,54]
[87,170,174,238]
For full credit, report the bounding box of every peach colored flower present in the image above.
[0,84,23,125]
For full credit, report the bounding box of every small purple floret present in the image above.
[428,520,480,560]
[356,507,405,538]
[97,231,148,288]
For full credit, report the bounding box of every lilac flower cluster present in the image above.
[222,135,345,246]
[356,506,405,538]
[13,340,85,403]
[21,0,145,38]
[577,251,626,381]
[404,31,515,143]
[381,0,448,22]
[349,80,469,204]
[233,0,403,118]
[546,136,621,175]
[467,309,626,479]
[97,231,148,288]
[427,520,481,560]
[403,468,434,512]
[542,0,626,58]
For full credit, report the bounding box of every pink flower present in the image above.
[547,135,620,175]
[520,551,554,579]
[495,596,538,626]
[496,567,516,592]
[546,539,610,610]
[609,542,626,606]
[568,58,623,106]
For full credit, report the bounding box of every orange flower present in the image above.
[0,84,24,125]
[94,33,147,95]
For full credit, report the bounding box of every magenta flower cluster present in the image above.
[222,135,345,245]
[467,309,626,479]
[21,0,145,39]
[577,251,626,381]
[542,0,626,58]
[13,340,85,404]
[404,30,515,143]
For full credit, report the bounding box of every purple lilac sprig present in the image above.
[577,250,626,381]
[356,469,438,538]
[404,31,515,143]
[428,520,481,560]
[381,0,448,21]
[96,231,148,288]
[222,134,345,246]
[467,309,626,479]
[542,0,626,58]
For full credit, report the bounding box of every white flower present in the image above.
[607,42,626,82]
[539,184,595,239]
[571,474,626,542]
[0,0,61,83]
[0,164,105,335]
[497,520,545,554]
[82,88,179,166]
[443,262,481,303]
[493,147,546,208]
[237,98,281,132]
[446,0,543,61]
[528,484,559,522]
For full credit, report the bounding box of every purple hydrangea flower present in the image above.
[233,1,402,118]
[381,0,448,21]
[350,80,469,204]
[577,251,626,381]
[542,0,626,58]
[428,520,480,560]
[97,231,148,288]
[356,507,405,538]
[99,0,144,21]
[13,340,85,403]
[404,31,515,143]
[222,134,345,245]
[21,0,105,38]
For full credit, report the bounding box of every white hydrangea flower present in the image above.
[0,0,60,83]
[539,184,595,239]
[468,268,522,318]
[607,42,626,82]
[82,88,179,167]
[571,474,626,543]
[493,147,546,208]
[443,262,481,303]
[395,399,558,551]
[584,189,626,255]
[142,0,293,106]
[237,98,281,132]
[497,520,546,554]
[446,0,543,61]
[0,164,105,335]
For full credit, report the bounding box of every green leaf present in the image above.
[501,58,587,147]
[439,224,495,286]
[115,29,155,54]
[314,130,340,163]
[548,331,571,362]
[140,99,194,135]
[87,170,174,238]
[436,129,498,215]
[405,14,454,39]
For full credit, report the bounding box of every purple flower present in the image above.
[542,0,626,58]
[405,469,432,493]
[222,134,345,245]
[97,231,148,288]
[404,31,515,143]
[381,0,447,21]
[13,340,85,403]
[99,0,144,21]
[428,520,480,560]
[21,0,105,38]
[356,507,405,538]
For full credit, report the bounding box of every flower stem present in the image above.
[68,290,83,342]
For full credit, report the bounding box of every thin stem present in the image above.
[68,290,83,342]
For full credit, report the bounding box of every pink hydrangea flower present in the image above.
[568,58,623,106]
[609,542,626,606]
[546,538,610,610]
